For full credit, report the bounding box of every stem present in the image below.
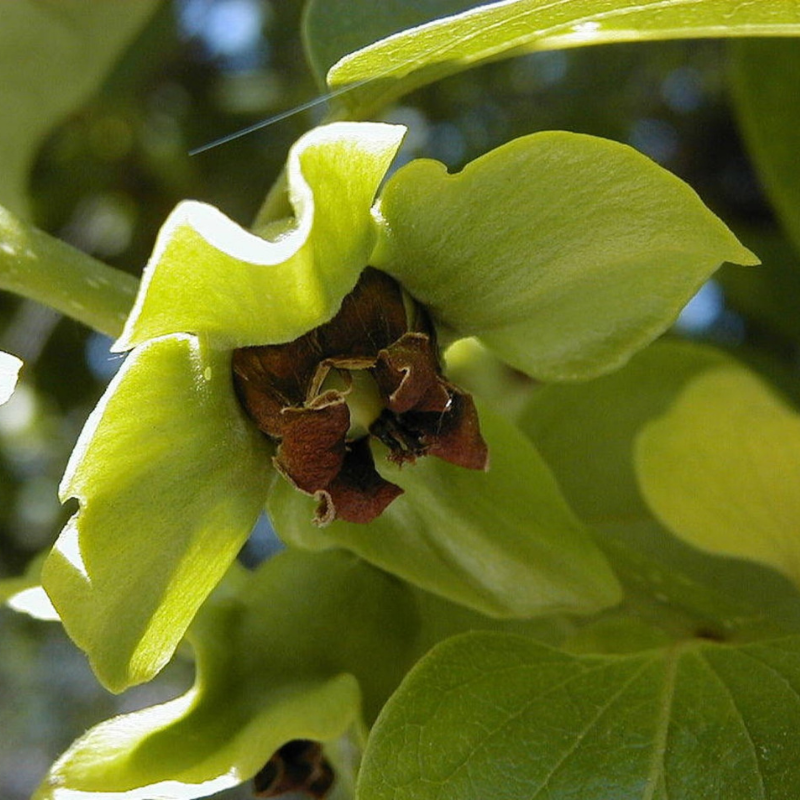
[0,207,138,340]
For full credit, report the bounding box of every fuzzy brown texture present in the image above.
[233,268,488,525]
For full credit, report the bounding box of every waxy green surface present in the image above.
[359,631,800,799]
[37,550,418,799]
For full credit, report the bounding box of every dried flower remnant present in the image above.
[253,740,335,799]
[232,268,488,525]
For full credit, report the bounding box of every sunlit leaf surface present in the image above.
[43,336,272,692]
[36,550,419,799]
[307,0,800,114]
[376,131,756,381]
[636,365,800,589]
[117,123,406,352]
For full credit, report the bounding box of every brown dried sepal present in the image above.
[271,395,401,526]
[371,332,451,414]
[232,267,489,526]
[370,332,488,470]
[253,740,334,799]
[272,394,349,494]
[370,388,489,471]
[316,436,403,524]
[410,389,489,470]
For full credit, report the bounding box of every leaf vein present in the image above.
[697,649,767,799]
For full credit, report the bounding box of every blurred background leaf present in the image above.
[636,366,800,589]
[0,0,160,220]
[729,39,800,260]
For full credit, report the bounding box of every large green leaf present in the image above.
[0,0,159,219]
[269,402,621,619]
[729,39,800,259]
[519,341,800,640]
[358,631,800,800]
[42,335,273,692]
[636,365,800,590]
[36,550,419,800]
[311,0,800,116]
[375,131,756,381]
[303,0,480,89]
[116,122,405,352]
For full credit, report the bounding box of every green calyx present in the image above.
[115,123,407,352]
[43,120,755,695]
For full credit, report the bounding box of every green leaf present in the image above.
[0,206,138,338]
[0,350,21,405]
[375,131,756,381]
[519,339,730,522]
[42,334,273,692]
[0,0,159,219]
[321,0,800,116]
[729,39,800,258]
[636,365,800,590]
[408,581,574,658]
[601,518,800,642]
[520,340,800,640]
[269,402,621,619]
[302,0,480,89]
[358,631,800,800]
[36,550,419,800]
[116,122,406,352]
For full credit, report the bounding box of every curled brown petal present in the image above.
[232,338,323,420]
[272,397,350,494]
[372,332,450,415]
[232,268,414,430]
[369,410,427,465]
[403,389,489,471]
[233,266,489,525]
[230,348,286,436]
[315,437,403,525]
[316,267,408,358]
